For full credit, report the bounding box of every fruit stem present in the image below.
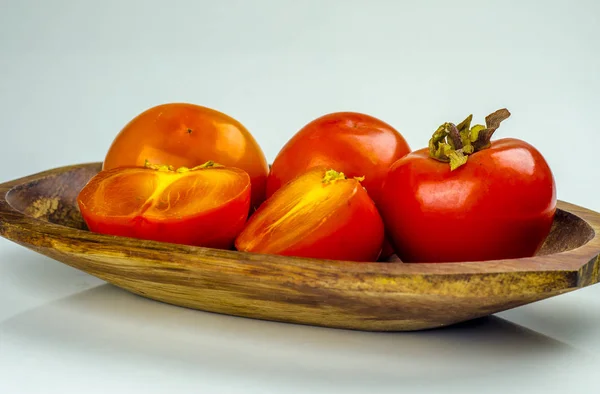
[428,108,511,170]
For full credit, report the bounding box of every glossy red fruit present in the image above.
[379,109,556,263]
[266,112,411,205]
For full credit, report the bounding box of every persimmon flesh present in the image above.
[77,164,251,249]
[236,167,384,262]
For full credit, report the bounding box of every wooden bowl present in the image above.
[1,163,599,331]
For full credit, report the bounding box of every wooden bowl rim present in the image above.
[1,162,599,278]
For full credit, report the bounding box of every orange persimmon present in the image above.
[103,103,269,208]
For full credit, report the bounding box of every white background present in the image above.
[1,0,599,393]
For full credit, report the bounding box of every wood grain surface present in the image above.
[1,163,599,331]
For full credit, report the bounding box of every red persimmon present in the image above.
[266,111,411,205]
[379,109,557,263]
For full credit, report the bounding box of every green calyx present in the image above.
[428,108,511,170]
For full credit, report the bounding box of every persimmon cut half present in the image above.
[235,167,384,262]
[77,163,251,249]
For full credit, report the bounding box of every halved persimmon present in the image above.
[235,167,384,262]
[77,162,251,249]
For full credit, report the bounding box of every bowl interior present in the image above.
[5,163,596,258]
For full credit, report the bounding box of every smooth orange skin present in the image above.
[103,103,269,208]
[77,167,251,249]
[236,168,385,262]
[266,112,411,205]
[379,138,557,263]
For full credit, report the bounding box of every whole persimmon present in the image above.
[379,109,557,263]
[266,111,411,205]
[103,103,269,208]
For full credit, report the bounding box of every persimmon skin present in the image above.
[266,112,411,205]
[103,103,269,208]
[77,166,251,249]
[236,167,384,262]
[379,138,557,263]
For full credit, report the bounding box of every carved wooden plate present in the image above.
[1,163,599,331]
